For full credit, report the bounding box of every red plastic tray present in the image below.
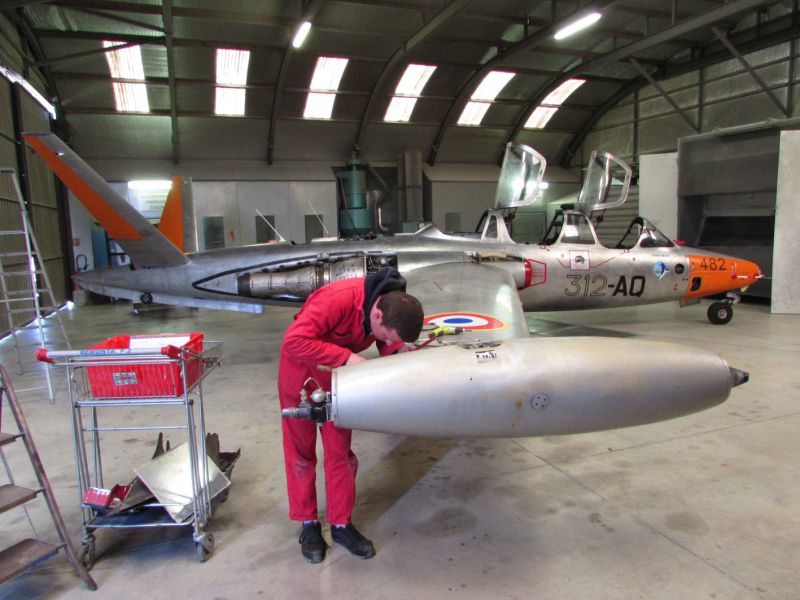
[86,333,203,398]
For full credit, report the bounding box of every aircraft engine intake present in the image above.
[238,257,367,300]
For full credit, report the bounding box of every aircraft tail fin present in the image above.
[157,176,186,251]
[24,133,188,269]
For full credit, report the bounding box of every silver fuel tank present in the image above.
[331,337,743,438]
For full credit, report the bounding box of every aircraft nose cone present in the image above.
[735,259,763,284]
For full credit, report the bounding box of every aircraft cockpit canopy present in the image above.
[576,151,632,213]
[494,143,546,209]
[541,211,599,246]
[615,217,675,249]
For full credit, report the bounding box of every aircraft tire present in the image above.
[707,301,733,325]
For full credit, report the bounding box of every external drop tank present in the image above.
[328,338,746,438]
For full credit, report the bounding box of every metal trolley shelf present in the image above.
[38,339,225,566]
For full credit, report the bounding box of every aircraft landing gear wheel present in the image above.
[79,536,96,570]
[707,301,733,325]
[195,532,214,563]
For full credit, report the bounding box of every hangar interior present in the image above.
[1,1,799,598]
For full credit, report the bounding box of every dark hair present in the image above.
[377,291,424,343]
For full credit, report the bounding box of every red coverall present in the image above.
[278,278,397,525]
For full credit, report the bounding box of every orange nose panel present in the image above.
[684,255,762,299]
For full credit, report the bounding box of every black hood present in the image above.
[363,266,407,335]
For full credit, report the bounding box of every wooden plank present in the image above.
[0,538,60,585]
[0,484,37,514]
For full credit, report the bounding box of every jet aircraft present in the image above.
[26,132,751,438]
[25,133,761,326]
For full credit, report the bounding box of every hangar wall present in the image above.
[571,41,799,169]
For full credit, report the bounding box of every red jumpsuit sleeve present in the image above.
[282,292,354,368]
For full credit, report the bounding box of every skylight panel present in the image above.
[542,78,585,105]
[458,101,492,126]
[457,70,515,126]
[472,71,515,101]
[304,56,349,120]
[103,41,149,112]
[215,48,251,116]
[524,78,586,129]
[384,64,436,123]
[395,64,436,97]
[384,97,417,123]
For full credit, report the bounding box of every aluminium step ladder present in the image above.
[0,167,71,402]
[0,364,96,590]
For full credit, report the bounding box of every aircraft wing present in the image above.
[404,262,529,343]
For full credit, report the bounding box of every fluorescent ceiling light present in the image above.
[304,56,349,119]
[554,12,602,40]
[457,70,514,126]
[384,64,436,122]
[215,48,250,115]
[524,78,586,129]
[103,41,149,112]
[0,63,56,118]
[293,21,312,49]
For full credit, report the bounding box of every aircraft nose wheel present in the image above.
[707,301,733,325]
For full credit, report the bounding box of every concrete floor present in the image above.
[0,298,798,599]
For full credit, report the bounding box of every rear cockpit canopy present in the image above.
[615,217,675,249]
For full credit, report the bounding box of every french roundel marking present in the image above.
[424,312,507,330]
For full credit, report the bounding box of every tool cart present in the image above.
[37,333,231,567]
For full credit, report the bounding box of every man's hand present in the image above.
[345,353,366,365]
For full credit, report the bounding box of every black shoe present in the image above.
[299,522,327,563]
[331,524,376,559]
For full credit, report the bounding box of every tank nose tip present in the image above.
[729,367,749,387]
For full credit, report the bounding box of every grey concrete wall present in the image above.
[772,130,800,314]
[639,152,678,239]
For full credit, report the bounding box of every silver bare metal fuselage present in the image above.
[74,227,717,313]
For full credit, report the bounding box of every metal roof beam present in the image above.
[502,0,780,164]
[162,0,179,163]
[267,0,326,165]
[711,24,790,116]
[352,0,468,155]
[426,0,617,166]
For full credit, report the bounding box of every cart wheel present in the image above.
[217,489,230,503]
[79,538,96,570]
[195,532,214,562]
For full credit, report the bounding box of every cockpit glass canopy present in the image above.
[576,151,632,212]
[494,142,546,209]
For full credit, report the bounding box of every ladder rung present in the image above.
[0,230,26,236]
[0,252,38,258]
[0,432,20,446]
[0,538,60,585]
[0,271,44,276]
[0,484,38,514]
[8,308,55,314]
